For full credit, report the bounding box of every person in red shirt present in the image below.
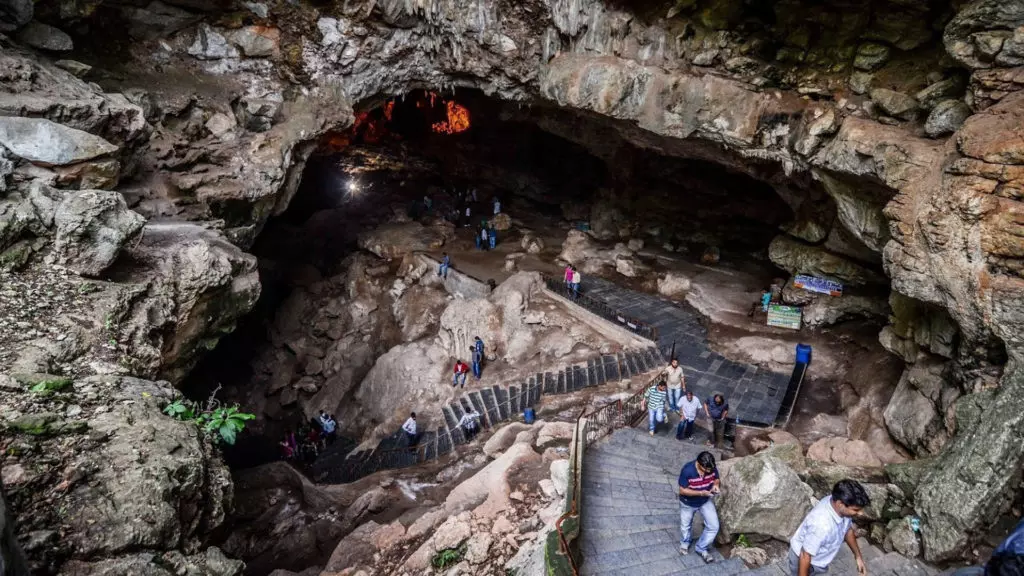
[453,359,469,388]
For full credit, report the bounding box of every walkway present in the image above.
[579,427,943,576]
[581,277,794,427]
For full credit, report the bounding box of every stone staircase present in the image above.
[579,427,941,576]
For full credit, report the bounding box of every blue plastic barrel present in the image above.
[524,408,536,424]
[795,343,812,364]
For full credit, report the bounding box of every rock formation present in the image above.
[1,0,1024,571]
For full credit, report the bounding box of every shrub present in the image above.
[431,545,465,569]
[163,395,254,446]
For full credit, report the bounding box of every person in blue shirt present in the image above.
[678,451,721,564]
[953,518,1024,575]
[471,337,485,380]
[488,226,496,249]
[438,252,450,279]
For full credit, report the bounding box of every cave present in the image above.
[5,0,1024,574]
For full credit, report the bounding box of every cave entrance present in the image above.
[185,87,852,471]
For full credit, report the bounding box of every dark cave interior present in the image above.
[185,87,806,466]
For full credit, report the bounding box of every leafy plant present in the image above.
[736,534,751,548]
[431,544,465,569]
[162,391,254,446]
[200,405,255,445]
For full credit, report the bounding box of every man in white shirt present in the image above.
[789,480,870,576]
[458,409,481,441]
[675,390,703,440]
[402,412,419,451]
[663,359,686,413]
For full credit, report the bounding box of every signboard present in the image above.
[794,274,843,297]
[767,304,802,330]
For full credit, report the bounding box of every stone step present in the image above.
[544,372,556,395]
[509,384,520,415]
[493,385,509,420]
[480,386,500,426]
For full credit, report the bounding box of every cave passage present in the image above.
[184,87,801,467]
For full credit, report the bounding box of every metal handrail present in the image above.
[542,274,659,341]
[553,372,661,575]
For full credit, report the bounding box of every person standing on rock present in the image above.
[493,196,501,215]
[676,390,703,441]
[488,226,497,250]
[704,394,729,448]
[664,358,686,413]
[472,336,485,380]
[402,412,419,451]
[479,226,489,251]
[452,359,469,388]
[789,479,870,576]
[642,380,669,436]
[438,252,450,279]
[571,267,581,298]
[678,451,721,564]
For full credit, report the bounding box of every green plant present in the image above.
[736,534,750,548]
[163,392,254,446]
[431,544,465,569]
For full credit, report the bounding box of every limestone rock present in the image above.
[490,212,512,231]
[550,459,569,496]
[733,546,769,567]
[870,88,919,120]
[915,78,965,110]
[357,222,447,259]
[849,72,873,95]
[925,100,971,138]
[484,422,535,457]
[807,437,883,468]
[51,189,146,276]
[232,93,282,132]
[853,43,890,71]
[883,359,954,457]
[614,253,641,277]
[226,26,279,57]
[464,532,492,564]
[15,21,73,52]
[0,117,118,166]
[768,236,884,286]
[188,24,238,60]
[354,341,448,427]
[657,272,691,298]
[718,453,815,541]
[520,231,545,253]
[535,421,573,446]
[884,517,921,558]
[801,294,888,328]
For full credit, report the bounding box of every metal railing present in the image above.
[551,373,658,574]
[542,274,659,341]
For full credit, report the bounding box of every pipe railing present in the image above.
[542,274,659,341]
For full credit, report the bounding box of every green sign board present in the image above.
[767,304,802,330]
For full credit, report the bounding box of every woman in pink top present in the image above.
[564,265,573,287]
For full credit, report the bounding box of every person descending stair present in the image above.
[789,479,871,576]
[458,408,481,441]
[402,412,419,452]
[643,379,669,436]
[678,451,721,564]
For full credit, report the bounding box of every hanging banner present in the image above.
[793,274,844,297]
[767,304,802,330]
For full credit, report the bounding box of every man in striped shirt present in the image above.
[643,380,669,436]
[678,451,721,564]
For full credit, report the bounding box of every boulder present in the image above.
[657,272,691,298]
[354,341,448,426]
[882,360,953,457]
[483,422,535,457]
[232,93,282,132]
[490,212,512,231]
[718,452,815,541]
[915,78,965,110]
[869,88,919,120]
[0,0,32,32]
[614,254,640,277]
[733,546,770,567]
[853,43,890,71]
[464,532,493,564]
[801,294,888,328]
[550,459,570,496]
[226,26,279,57]
[535,421,574,446]
[808,437,883,468]
[15,21,72,51]
[357,222,446,259]
[884,517,921,558]
[51,190,146,276]
[187,24,238,60]
[0,117,119,166]
[520,232,545,254]
[849,71,873,95]
[925,100,971,138]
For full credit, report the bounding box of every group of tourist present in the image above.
[476,222,498,250]
[563,264,581,297]
[279,411,338,462]
[642,359,730,447]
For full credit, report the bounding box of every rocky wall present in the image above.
[1,0,1024,569]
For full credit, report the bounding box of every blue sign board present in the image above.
[794,274,843,297]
